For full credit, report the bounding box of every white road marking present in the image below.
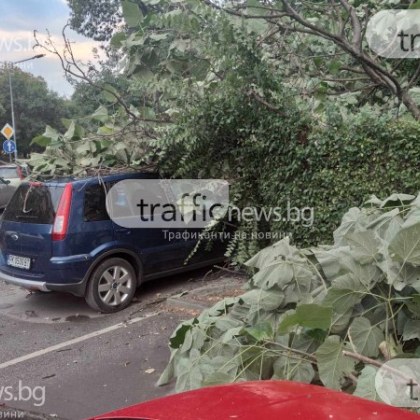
[0,312,160,370]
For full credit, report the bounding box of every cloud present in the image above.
[0,28,103,97]
[0,0,103,96]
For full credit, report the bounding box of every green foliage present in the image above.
[0,66,73,157]
[158,82,420,262]
[29,105,154,176]
[159,194,420,404]
[67,0,123,41]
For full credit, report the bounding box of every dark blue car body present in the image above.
[0,172,225,310]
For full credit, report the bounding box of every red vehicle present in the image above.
[91,380,420,420]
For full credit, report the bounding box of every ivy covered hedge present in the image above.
[158,193,420,407]
[159,95,420,262]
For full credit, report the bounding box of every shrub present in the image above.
[159,97,420,262]
[158,193,420,408]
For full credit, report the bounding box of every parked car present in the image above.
[90,380,420,420]
[0,162,30,209]
[0,172,225,313]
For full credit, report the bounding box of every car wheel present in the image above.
[85,258,137,313]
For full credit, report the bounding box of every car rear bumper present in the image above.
[0,270,50,292]
[0,268,87,296]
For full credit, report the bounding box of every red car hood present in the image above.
[90,380,420,420]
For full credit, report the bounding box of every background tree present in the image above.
[67,0,122,41]
[67,0,150,41]
[0,65,73,157]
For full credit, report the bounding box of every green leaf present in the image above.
[345,231,379,264]
[279,304,333,333]
[37,125,59,143]
[243,321,273,342]
[348,317,384,358]
[202,371,235,387]
[251,262,293,289]
[102,84,119,104]
[150,33,170,41]
[31,135,51,147]
[111,32,127,48]
[134,68,155,82]
[328,61,341,75]
[322,287,361,314]
[97,125,115,136]
[169,324,193,349]
[380,193,414,208]
[353,366,380,401]
[75,142,91,154]
[91,105,109,123]
[245,238,297,269]
[406,295,420,317]
[121,0,143,28]
[333,208,361,246]
[316,336,356,390]
[140,106,156,120]
[389,223,420,266]
[63,120,76,140]
[170,39,189,53]
[403,320,420,341]
[272,356,314,383]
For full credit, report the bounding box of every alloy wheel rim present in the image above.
[98,266,133,306]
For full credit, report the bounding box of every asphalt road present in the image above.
[0,268,230,420]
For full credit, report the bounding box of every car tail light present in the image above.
[16,166,24,180]
[53,183,73,241]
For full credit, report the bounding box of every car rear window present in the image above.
[3,183,64,224]
[0,167,18,178]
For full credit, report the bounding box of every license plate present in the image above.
[7,255,31,270]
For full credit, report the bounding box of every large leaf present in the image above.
[389,223,420,266]
[380,193,415,208]
[405,295,420,317]
[403,320,420,341]
[245,238,297,269]
[279,304,332,333]
[91,105,109,123]
[31,135,51,147]
[243,321,274,342]
[316,336,356,390]
[333,208,361,246]
[322,287,361,314]
[348,317,384,358]
[272,356,314,383]
[345,231,380,264]
[353,366,380,401]
[121,0,143,28]
[240,288,284,311]
[313,247,349,282]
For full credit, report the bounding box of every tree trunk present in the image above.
[402,91,420,121]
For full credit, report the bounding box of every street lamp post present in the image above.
[6,54,45,161]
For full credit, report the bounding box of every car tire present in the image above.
[85,258,137,313]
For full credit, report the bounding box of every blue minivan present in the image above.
[0,172,225,313]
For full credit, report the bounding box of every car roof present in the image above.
[42,171,160,188]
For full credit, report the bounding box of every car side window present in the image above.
[84,184,110,222]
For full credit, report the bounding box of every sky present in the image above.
[0,0,101,97]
